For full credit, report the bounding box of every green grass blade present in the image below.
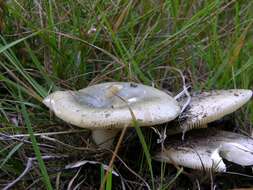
[100,165,105,189]
[161,167,183,190]
[19,90,53,190]
[129,109,154,189]
[0,32,40,54]
[24,41,55,90]
[105,169,112,190]
[0,143,23,169]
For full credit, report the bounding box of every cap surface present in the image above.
[154,129,253,172]
[43,82,180,129]
[179,89,252,131]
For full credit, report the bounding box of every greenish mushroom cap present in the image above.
[43,82,181,129]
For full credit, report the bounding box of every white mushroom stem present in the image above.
[219,142,253,166]
[91,129,120,149]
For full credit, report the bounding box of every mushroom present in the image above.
[43,82,181,148]
[172,89,252,134]
[154,128,253,172]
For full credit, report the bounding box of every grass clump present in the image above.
[0,0,253,189]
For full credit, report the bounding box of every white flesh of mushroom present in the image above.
[43,82,180,148]
[154,145,226,172]
[91,129,121,148]
[154,129,253,172]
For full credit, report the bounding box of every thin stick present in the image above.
[3,156,57,190]
[148,66,191,113]
[99,126,127,190]
[8,129,87,138]
[111,152,151,190]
